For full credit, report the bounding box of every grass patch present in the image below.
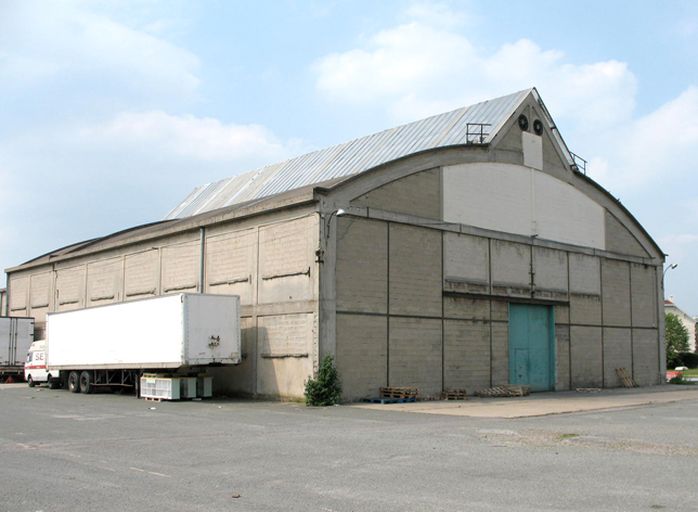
[682,369,698,377]
[557,433,580,440]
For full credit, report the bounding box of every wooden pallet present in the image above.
[441,388,468,400]
[615,367,638,388]
[363,396,417,404]
[379,387,418,399]
[475,385,530,398]
[142,396,162,402]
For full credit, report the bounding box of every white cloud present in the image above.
[313,4,637,128]
[1,111,304,204]
[315,22,476,107]
[311,2,698,203]
[586,86,698,191]
[0,111,303,279]
[0,0,199,100]
[81,111,300,164]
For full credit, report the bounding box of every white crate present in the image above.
[180,377,197,399]
[140,376,181,400]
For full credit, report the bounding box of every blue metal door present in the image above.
[509,304,554,391]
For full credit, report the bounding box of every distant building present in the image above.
[664,298,696,352]
[0,288,6,316]
[4,89,666,399]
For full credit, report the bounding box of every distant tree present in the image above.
[665,313,690,367]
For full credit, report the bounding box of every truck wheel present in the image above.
[27,375,35,387]
[79,371,93,394]
[68,371,80,393]
[47,376,59,390]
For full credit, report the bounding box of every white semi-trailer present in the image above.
[0,316,35,382]
[40,293,240,394]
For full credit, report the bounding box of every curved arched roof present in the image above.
[166,89,539,219]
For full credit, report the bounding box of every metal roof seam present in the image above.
[166,89,535,220]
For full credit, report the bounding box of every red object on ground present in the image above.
[666,370,684,381]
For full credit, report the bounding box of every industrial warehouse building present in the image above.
[5,89,665,400]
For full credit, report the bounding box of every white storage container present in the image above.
[47,293,241,370]
[0,317,35,367]
[180,377,197,399]
[140,376,181,400]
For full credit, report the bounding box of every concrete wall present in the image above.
[605,212,648,258]
[334,217,445,399]
[443,318,490,391]
[335,314,387,399]
[352,168,441,219]
[333,164,662,400]
[335,218,387,314]
[6,208,320,399]
[335,213,661,400]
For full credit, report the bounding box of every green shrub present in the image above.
[305,355,342,406]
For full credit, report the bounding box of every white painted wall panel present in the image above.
[443,163,532,236]
[533,172,605,248]
[443,163,605,250]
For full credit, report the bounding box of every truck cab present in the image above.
[24,340,57,388]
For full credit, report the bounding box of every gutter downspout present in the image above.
[199,227,205,293]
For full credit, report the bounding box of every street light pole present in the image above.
[663,263,678,301]
[663,263,678,278]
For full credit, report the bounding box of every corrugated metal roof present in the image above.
[165,89,532,219]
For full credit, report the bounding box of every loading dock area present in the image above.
[353,385,698,418]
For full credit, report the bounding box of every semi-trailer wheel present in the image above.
[47,375,59,389]
[27,375,35,387]
[68,371,80,393]
[79,371,93,394]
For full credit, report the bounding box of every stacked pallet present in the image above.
[441,388,468,400]
[615,367,638,388]
[475,385,530,398]
[362,386,419,404]
[379,386,418,399]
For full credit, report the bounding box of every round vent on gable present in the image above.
[533,119,543,135]
[518,114,529,131]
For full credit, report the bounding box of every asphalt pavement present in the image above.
[1,384,697,512]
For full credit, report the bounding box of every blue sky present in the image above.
[2,0,698,313]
